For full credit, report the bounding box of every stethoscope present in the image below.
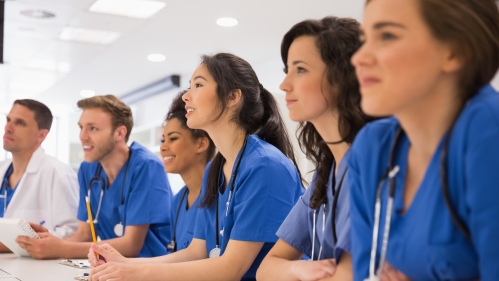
[365,126,469,281]
[0,164,18,216]
[167,187,188,252]
[311,166,348,261]
[209,136,249,258]
[87,149,132,237]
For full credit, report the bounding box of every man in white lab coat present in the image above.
[0,99,79,253]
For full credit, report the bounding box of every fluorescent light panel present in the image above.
[59,27,121,45]
[89,0,166,19]
[27,59,71,73]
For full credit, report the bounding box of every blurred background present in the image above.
[0,0,498,193]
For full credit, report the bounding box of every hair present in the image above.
[281,17,373,209]
[13,99,53,131]
[198,52,303,208]
[77,95,134,142]
[165,90,216,163]
[367,0,499,100]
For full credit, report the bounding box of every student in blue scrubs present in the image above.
[349,0,499,280]
[160,91,216,253]
[87,53,303,281]
[17,95,172,259]
[257,17,372,281]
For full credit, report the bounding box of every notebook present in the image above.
[0,218,40,257]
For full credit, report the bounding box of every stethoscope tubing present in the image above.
[214,136,249,250]
[86,149,132,227]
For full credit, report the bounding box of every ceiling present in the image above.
[0,0,366,110]
[0,0,498,112]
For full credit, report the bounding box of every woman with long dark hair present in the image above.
[87,53,303,281]
[161,91,215,253]
[257,17,371,281]
[349,0,499,280]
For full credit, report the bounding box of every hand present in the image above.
[88,243,128,267]
[16,232,63,259]
[290,259,337,281]
[29,222,49,233]
[380,263,411,281]
[90,262,141,281]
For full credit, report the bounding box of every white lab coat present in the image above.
[0,146,79,238]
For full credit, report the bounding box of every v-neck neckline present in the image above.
[393,132,446,218]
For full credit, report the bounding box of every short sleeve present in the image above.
[463,108,499,280]
[349,126,377,281]
[229,156,302,242]
[276,182,314,255]
[125,160,172,225]
[76,165,90,222]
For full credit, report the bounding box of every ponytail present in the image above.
[199,53,303,208]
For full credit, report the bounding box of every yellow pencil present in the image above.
[85,196,99,260]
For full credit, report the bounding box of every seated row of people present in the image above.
[2,0,499,280]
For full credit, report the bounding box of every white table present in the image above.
[0,254,89,281]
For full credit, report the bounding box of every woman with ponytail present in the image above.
[257,16,371,281]
[87,53,303,281]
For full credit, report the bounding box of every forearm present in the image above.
[0,242,12,253]
[140,256,246,281]
[64,230,92,242]
[318,252,353,281]
[130,247,206,264]
[257,255,301,281]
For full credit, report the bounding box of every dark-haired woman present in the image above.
[161,91,215,253]
[86,53,303,281]
[258,17,370,281]
[349,0,499,280]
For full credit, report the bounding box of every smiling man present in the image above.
[0,99,79,253]
[16,95,173,259]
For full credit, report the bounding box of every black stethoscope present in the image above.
[311,166,348,261]
[209,136,249,258]
[87,149,132,237]
[365,126,469,281]
[167,187,188,252]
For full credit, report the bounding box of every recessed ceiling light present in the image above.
[80,90,96,98]
[147,54,166,62]
[216,18,238,27]
[59,27,121,45]
[89,0,166,19]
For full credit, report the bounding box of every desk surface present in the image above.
[0,254,90,281]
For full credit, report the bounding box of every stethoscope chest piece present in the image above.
[209,247,221,258]
[114,222,124,237]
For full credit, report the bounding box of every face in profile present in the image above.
[78,108,116,163]
[160,118,203,174]
[280,36,334,123]
[3,104,47,153]
[182,64,220,131]
[351,0,459,117]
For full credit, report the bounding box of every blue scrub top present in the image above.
[169,186,200,252]
[349,84,499,281]
[0,165,18,217]
[277,150,351,261]
[77,142,172,257]
[193,135,303,280]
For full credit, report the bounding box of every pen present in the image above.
[39,220,45,226]
[85,196,99,260]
